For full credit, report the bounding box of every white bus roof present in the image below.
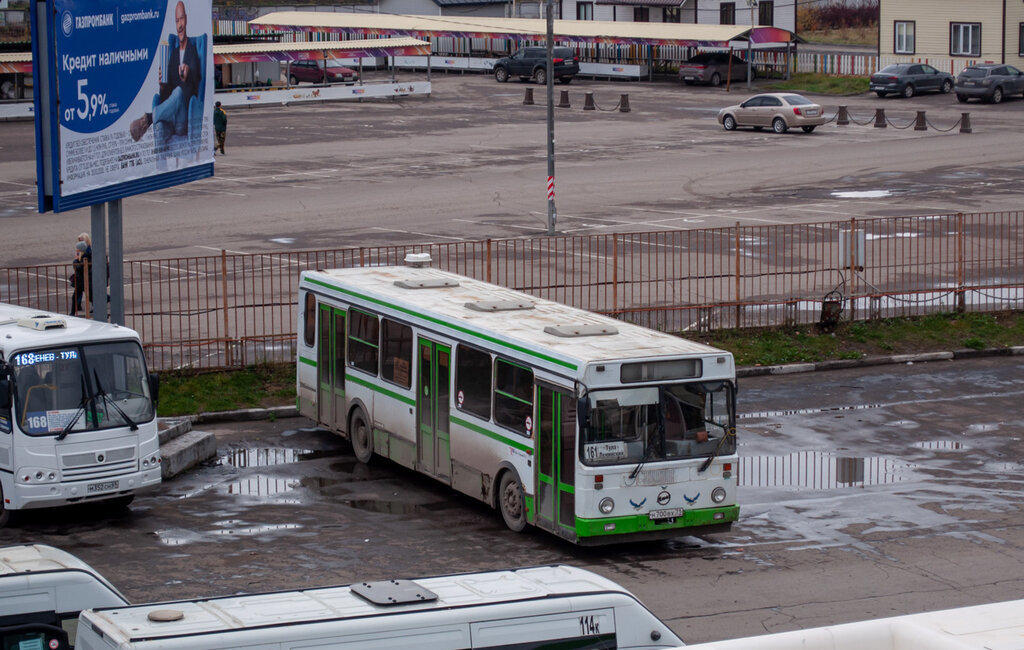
[0,544,128,613]
[302,266,730,377]
[82,565,650,643]
[0,303,141,353]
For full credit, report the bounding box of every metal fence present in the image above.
[2,212,1021,372]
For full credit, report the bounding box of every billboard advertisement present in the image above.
[33,0,214,213]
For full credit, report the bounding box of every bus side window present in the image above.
[303,292,316,347]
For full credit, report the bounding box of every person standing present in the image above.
[213,101,227,154]
[70,241,93,316]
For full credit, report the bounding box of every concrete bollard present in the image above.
[558,89,570,108]
[584,92,596,111]
[523,87,534,105]
[960,112,972,134]
[914,111,927,131]
[619,93,631,113]
[837,105,849,126]
[873,108,886,128]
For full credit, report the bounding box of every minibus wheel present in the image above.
[0,487,10,527]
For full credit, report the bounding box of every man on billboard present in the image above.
[128,1,201,144]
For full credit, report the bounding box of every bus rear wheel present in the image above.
[498,471,526,532]
[350,408,373,464]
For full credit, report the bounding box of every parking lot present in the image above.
[2,71,1024,266]
[3,356,1023,644]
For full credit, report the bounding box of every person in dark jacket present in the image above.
[70,241,93,316]
[213,101,227,154]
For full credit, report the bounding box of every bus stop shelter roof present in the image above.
[0,52,32,74]
[213,37,431,64]
[249,12,797,48]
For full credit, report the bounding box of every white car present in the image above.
[717,93,827,133]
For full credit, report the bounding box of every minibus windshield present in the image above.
[12,341,153,436]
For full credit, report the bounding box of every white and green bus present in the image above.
[297,259,738,545]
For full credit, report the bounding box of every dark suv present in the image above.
[493,47,579,85]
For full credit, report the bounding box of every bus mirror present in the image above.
[576,397,590,433]
[149,373,160,406]
[0,378,9,410]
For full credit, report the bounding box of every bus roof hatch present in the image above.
[350,579,439,606]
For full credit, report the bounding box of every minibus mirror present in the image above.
[148,372,160,407]
[0,378,10,410]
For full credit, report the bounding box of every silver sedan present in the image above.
[717,93,827,133]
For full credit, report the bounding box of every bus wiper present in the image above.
[698,426,736,473]
[93,370,138,431]
[57,376,90,441]
[629,444,656,481]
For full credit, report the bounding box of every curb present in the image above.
[737,346,1024,378]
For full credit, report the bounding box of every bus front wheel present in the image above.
[350,408,373,464]
[0,486,11,527]
[498,471,527,532]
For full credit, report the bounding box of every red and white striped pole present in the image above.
[546,176,555,202]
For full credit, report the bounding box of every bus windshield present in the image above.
[582,382,735,466]
[11,341,154,436]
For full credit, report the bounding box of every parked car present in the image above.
[717,93,826,133]
[869,63,953,98]
[288,60,359,85]
[493,47,579,85]
[955,64,1024,103]
[679,52,749,87]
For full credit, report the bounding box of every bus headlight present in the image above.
[599,497,615,514]
[711,487,727,503]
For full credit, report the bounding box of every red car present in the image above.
[287,60,359,85]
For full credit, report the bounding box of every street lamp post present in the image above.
[545,0,556,235]
[747,0,757,89]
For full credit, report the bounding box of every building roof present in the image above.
[250,11,798,47]
[213,37,430,63]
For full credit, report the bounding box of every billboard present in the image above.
[33,0,214,213]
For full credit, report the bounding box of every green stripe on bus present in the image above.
[299,356,316,368]
[304,277,577,371]
[345,373,417,407]
[450,415,532,454]
[575,505,739,538]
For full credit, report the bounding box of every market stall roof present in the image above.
[2,38,430,73]
[249,11,798,47]
[0,52,32,74]
[213,37,430,64]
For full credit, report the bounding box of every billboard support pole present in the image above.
[108,200,125,325]
[90,204,106,322]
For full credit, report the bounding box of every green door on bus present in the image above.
[417,338,451,482]
[317,305,346,431]
[535,385,576,536]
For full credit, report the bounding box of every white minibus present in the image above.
[0,304,161,525]
[75,564,683,649]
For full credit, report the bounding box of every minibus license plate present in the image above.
[649,508,684,520]
[88,480,119,494]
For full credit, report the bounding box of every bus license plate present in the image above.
[649,508,684,520]
[87,480,119,494]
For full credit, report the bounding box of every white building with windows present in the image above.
[880,0,1024,68]
[556,0,793,27]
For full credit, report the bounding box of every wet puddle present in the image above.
[911,440,970,451]
[154,522,303,546]
[217,447,340,468]
[739,451,916,489]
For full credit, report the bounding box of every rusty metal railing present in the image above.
[1,211,1021,372]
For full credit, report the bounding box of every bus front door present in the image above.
[317,305,346,432]
[536,385,577,537]
[417,339,451,482]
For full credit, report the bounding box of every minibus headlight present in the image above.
[599,497,615,514]
[17,467,60,484]
[711,487,727,503]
